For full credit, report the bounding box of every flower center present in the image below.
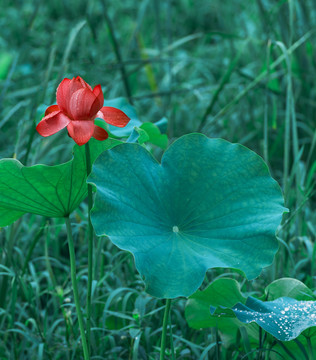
[172,226,179,233]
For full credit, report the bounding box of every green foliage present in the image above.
[1,0,315,358]
[186,278,316,358]
[89,134,285,298]
[185,278,252,345]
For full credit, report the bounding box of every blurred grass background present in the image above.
[0,0,315,359]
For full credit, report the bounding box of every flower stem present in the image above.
[85,142,93,352]
[160,299,172,360]
[64,216,90,360]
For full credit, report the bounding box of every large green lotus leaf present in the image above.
[89,133,286,298]
[0,138,121,227]
[232,296,316,341]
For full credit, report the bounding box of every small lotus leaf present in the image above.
[139,122,168,149]
[127,127,150,144]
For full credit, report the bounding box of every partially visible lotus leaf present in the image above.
[185,278,246,329]
[232,296,316,341]
[0,138,121,226]
[0,208,24,226]
[265,277,315,301]
[185,278,259,344]
[186,277,316,357]
[89,133,286,298]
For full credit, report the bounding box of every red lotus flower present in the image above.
[36,76,130,146]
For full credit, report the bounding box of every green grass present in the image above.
[0,0,316,359]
